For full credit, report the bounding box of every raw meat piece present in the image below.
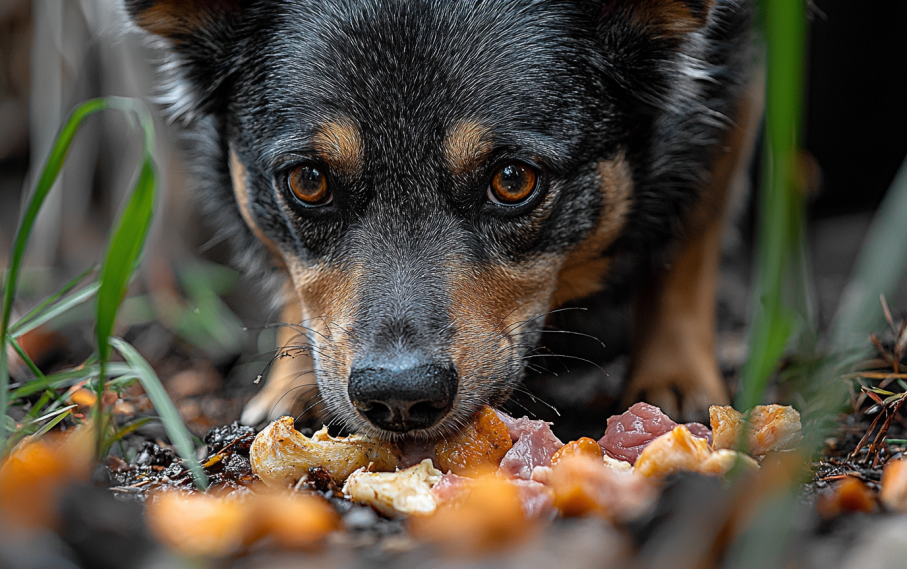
[684,422,713,445]
[634,425,757,478]
[431,472,469,503]
[598,403,678,464]
[710,404,801,455]
[511,479,556,519]
[499,420,563,480]
[495,410,538,442]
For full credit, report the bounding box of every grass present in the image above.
[0,97,206,489]
[728,0,907,562]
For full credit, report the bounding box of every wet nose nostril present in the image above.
[347,362,458,433]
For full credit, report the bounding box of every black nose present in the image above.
[348,362,457,432]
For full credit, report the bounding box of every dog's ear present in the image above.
[597,0,731,110]
[124,0,244,120]
[601,0,714,35]
[124,0,241,40]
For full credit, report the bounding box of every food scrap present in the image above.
[249,416,399,486]
[410,476,535,553]
[434,407,513,476]
[548,454,656,521]
[634,425,757,479]
[710,404,802,456]
[343,459,443,517]
[598,402,710,464]
[147,489,340,556]
[880,459,907,513]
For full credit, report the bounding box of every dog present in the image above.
[125,0,759,438]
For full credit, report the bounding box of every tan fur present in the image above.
[624,83,762,421]
[133,0,238,39]
[444,121,493,175]
[622,0,713,37]
[229,149,285,266]
[314,119,363,176]
[551,152,634,307]
[448,257,561,404]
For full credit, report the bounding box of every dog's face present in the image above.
[128,0,745,439]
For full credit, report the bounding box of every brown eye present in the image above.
[287,164,330,206]
[488,162,538,205]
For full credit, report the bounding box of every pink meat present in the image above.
[494,410,537,442]
[599,402,678,464]
[511,479,555,519]
[431,473,468,503]
[500,420,564,479]
[684,422,712,445]
[598,403,712,464]
[397,438,437,469]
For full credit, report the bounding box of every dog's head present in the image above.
[127,0,749,438]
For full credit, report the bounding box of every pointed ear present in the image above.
[124,0,242,40]
[597,0,735,110]
[602,0,714,36]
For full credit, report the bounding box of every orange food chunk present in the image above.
[817,477,875,518]
[147,490,340,556]
[548,455,655,521]
[435,407,512,476]
[147,492,249,557]
[635,426,757,478]
[550,437,603,467]
[410,476,532,553]
[880,459,907,513]
[252,493,342,549]
[710,404,801,455]
[0,427,93,529]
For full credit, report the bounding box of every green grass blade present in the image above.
[31,408,75,439]
[95,156,156,373]
[1,98,110,444]
[831,155,907,348]
[9,265,97,336]
[110,337,207,490]
[10,282,100,338]
[735,0,807,411]
[8,362,133,400]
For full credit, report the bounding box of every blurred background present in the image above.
[0,0,905,433]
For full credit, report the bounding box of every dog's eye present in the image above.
[488,162,537,206]
[287,164,331,206]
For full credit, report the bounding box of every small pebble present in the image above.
[344,506,378,530]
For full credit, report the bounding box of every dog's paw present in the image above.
[623,367,728,423]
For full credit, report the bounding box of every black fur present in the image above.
[127,0,753,436]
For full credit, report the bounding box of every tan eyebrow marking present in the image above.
[444,120,493,175]
[229,148,284,265]
[313,118,362,175]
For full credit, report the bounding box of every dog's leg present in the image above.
[625,85,762,422]
[625,211,729,421]
[240,294,316,426]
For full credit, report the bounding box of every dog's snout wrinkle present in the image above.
[348,361,457,433]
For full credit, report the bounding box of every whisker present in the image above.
[503,307,588,335]
[269,381,321,419]
[522,353,608,376]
